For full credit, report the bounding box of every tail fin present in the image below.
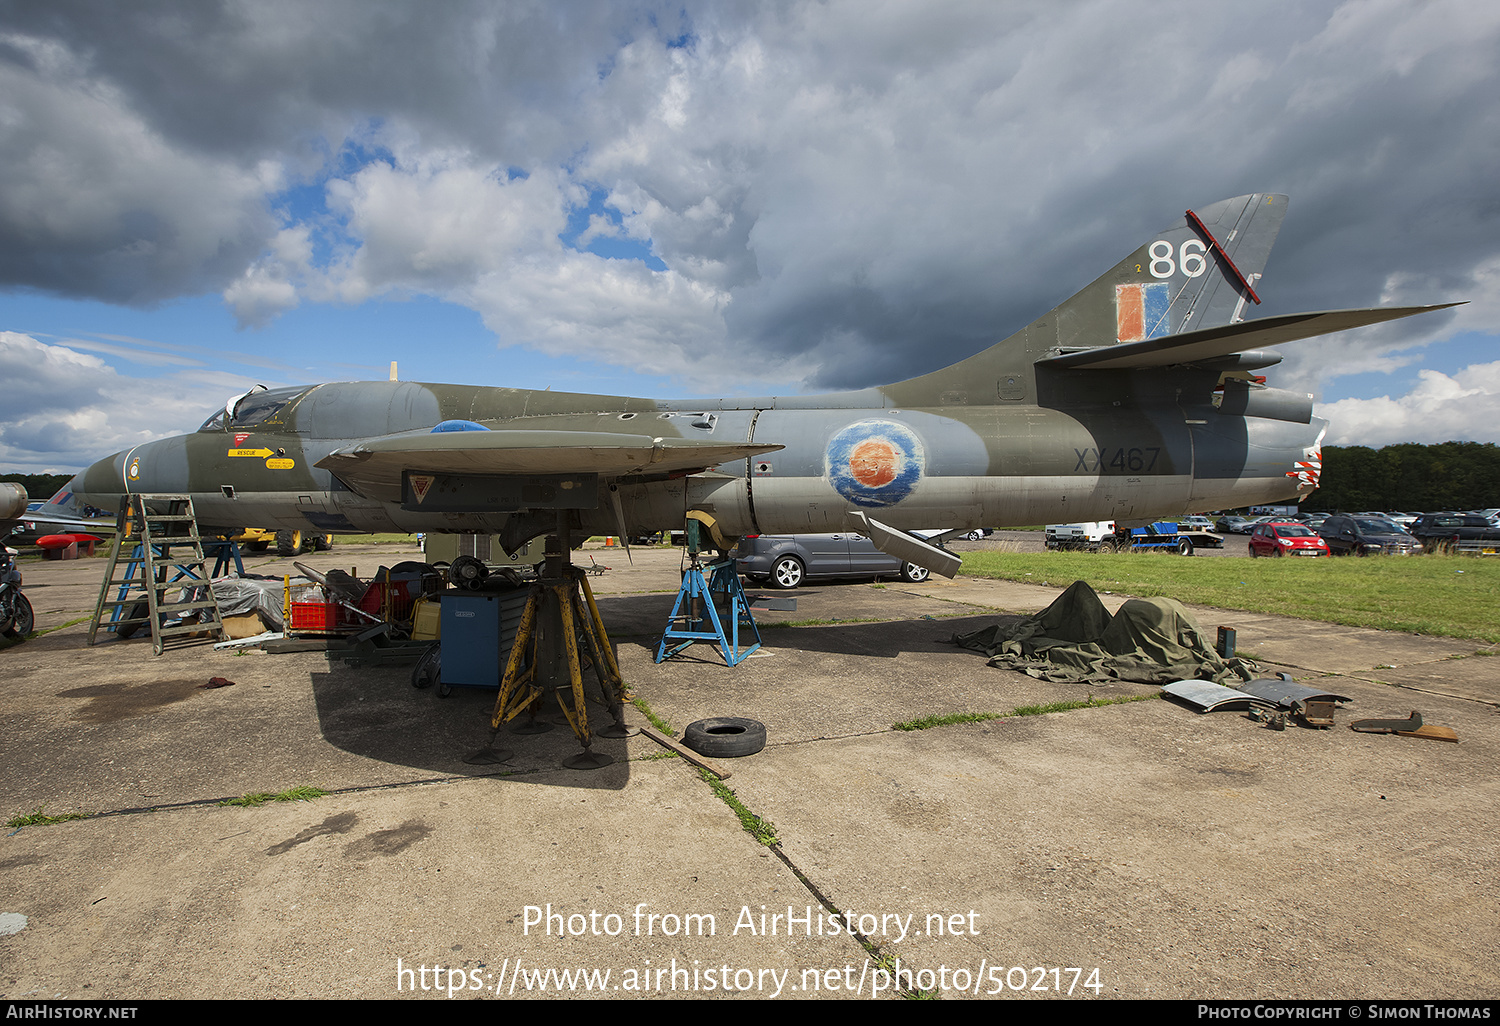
[1056,193,1288,349]
[884,194,1288,405]
[884,193,1456,410]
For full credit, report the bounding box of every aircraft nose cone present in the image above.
[73,450,127,509]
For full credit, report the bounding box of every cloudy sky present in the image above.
[2,0,1497,474]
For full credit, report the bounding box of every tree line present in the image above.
[1304,442,1500,513]
[0,473,73,503]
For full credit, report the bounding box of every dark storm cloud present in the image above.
[0,0,1495,400]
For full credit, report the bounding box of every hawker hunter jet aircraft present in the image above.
[70,194,1452,572]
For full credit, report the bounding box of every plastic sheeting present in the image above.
[200,576,312,630]
[953,579,1256,685]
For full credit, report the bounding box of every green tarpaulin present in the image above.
[953,580,1255,685]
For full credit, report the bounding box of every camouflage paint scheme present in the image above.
[71,195,1450,554]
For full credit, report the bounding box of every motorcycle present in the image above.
[1,526,35,639]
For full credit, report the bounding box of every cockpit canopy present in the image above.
[197,385,312,432]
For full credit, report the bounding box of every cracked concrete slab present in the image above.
[2,542,1496,1000]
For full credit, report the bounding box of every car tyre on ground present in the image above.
[1177,537,1193,556]
[771,556,805,589]
[899,562,930,582]
[1099,539,1117,553]
[683,717,767,758]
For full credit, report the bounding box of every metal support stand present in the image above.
[203,538,246,578]
[468,515,629,770]
[655,552,762,667]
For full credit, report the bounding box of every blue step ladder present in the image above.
[655,556,762,667]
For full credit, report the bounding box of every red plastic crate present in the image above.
[289,601,342,632]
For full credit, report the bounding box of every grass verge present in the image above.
[6,808,90,828]
[894,693,1155,732]
[696,768,777,846]
[630,695,673,736]
[219,785,329,808]
[960,550,1500,642]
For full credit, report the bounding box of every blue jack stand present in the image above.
[655,556,762,666]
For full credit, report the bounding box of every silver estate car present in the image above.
[734,533,932,589]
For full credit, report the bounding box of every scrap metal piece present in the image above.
[1350,711,1423,734]
[1162,679,1276,713]
[1237,678,1352,729]
[1349,711,1458,743]
[1247,707,1287,731]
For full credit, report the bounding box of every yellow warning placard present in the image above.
[265,458,295,470]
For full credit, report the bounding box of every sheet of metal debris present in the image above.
[1236,678,1353,708]
[1161,679,1274,713]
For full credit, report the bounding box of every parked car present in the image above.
[1317,515,1420,556]
[734,533,931,588]
[1248,521,1330,558]
[1216,515,1257,534]
[1409,514,1500,554]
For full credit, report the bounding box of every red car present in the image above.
[1249,521,1330,558]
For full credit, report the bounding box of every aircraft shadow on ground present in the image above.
[308,658,631,791]
[596,589,1019,662]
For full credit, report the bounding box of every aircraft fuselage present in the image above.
[73,375,1321,544]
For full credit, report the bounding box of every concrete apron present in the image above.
[1,544,1495,999]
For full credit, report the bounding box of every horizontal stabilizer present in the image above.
[1037,304,1460,370]
[317,430,782,503]
[846,511,962,579]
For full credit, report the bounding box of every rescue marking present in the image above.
[825,420,924,508]
[234,432,251,446]
[228,447,274,458]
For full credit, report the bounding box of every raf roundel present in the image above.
[825,420,925,508]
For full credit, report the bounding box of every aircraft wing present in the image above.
[1037,304,1460,370]
[316,430,783,503]
[20,513,116,535]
